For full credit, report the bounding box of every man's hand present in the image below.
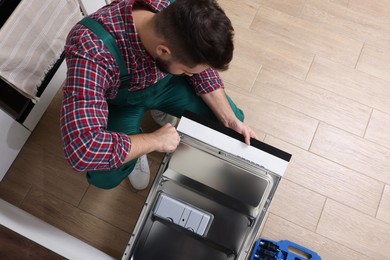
[124,123,180,164]
[226,118,258,145]
[201,89,258,145]
[148,123,180,153]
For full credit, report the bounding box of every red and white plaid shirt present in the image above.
[60,0,224,172]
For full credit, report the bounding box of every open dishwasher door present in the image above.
[122,112,291,260]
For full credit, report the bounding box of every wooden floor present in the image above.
[0,224,65,259]
[1,0,390,259]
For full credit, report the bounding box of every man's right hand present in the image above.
[149,123,180,153]
[123,123,180,164]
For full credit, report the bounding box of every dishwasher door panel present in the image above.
[123,114,290,260]
[166,141,272,216]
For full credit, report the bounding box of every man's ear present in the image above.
[156,44,172,58]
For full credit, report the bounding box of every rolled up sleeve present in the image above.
[188,68,224,95]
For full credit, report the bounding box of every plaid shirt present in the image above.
[61,0,224,172]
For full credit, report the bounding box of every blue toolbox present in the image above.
[250,238,321,260]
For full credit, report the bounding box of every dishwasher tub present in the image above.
[122,113,291,260]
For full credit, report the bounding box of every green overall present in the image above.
[77,17,244,189]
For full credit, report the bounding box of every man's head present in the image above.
[153,0,234,74]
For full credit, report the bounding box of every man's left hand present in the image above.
[226,118,258,145]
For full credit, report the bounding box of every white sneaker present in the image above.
[150,110,178,127]
[128,154,150,190]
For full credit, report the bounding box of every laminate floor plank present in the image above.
[250,6,363,67]
[226,87,319,149]
[253,67,372,136]
[310,123,390,184]
[261,214,373,260]
[20,187,130,259]
[78,185,144,234]
[0,173,30,207]
[357,46,390,82]
[307,56,390,114]
[0,224,66,260]
[220,25,314,91]
[218,0,261,28]
[377,185,390,225]
[77,157,163,234]
[302,0,390,51]
[365,110,390,149]
[265,135,384,217]
[317,199,390,259]
[349,0,390,18]
[268,179,326,231]
[260,0,306,17]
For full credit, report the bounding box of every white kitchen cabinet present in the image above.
[0,109,30,181]
[0,0,108,181]
[0,1,117,258]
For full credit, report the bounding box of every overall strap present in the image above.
[78,17,131,85]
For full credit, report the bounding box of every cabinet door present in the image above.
[0,110,30,181]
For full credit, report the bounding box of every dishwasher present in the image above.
[122,112,291,260]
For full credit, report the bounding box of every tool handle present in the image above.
[278,240,321,260]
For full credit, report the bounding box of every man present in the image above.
[60,0,257,190]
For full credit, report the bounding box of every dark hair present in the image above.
[154,0,234,70]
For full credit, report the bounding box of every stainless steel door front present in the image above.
[123,134,283,260]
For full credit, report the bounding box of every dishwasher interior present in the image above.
[122,113,291,260]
